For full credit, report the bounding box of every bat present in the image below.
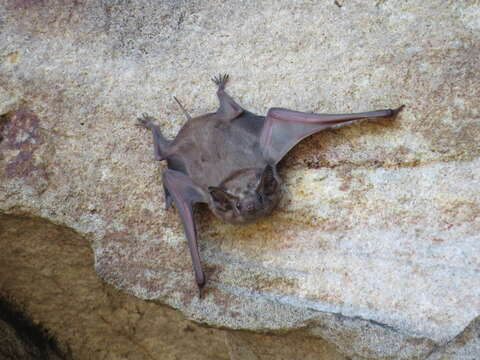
[136,74,404,294]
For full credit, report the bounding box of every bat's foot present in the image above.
[390,105,405,118]
[211,73,229,90]
[136,113,156,129]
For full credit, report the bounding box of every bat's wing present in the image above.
[162,169,208,293]
[260,106,404,164]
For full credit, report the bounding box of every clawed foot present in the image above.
[136,113,155,129]
[391,105,405,118]
[211,73,229,90]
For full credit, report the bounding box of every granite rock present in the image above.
[1,1,479,359]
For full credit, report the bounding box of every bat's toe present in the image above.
[211,73,230,89]
[135,113,155,128]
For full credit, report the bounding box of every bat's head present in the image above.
[208,165,281,224]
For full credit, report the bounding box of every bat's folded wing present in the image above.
[259,107,399,164]
[162,169,208,292]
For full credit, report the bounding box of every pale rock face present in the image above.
[1,1,479,359]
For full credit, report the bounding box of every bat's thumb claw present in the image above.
[391,105,405,117]
[196,275,206,299]
[197,284,205,299]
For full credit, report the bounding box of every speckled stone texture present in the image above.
[1,1,479,359]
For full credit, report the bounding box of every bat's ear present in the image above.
[208,187,236,212]
[257,165,278,195]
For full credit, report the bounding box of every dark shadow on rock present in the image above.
[0,296,67,360]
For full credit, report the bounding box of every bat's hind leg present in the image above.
[136,113,172,161]
[212,73,244,120]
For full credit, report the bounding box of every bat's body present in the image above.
[137,74,404,293]
[169,111,266,196]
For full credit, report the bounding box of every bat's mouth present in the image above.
[214,196,281,225]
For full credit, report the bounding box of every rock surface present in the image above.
[0,215,344,360]
[0,297,65,360]
[0,215,229,360]
[1,1,479,359]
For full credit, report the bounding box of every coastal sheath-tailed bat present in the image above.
[136,74,404,293]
